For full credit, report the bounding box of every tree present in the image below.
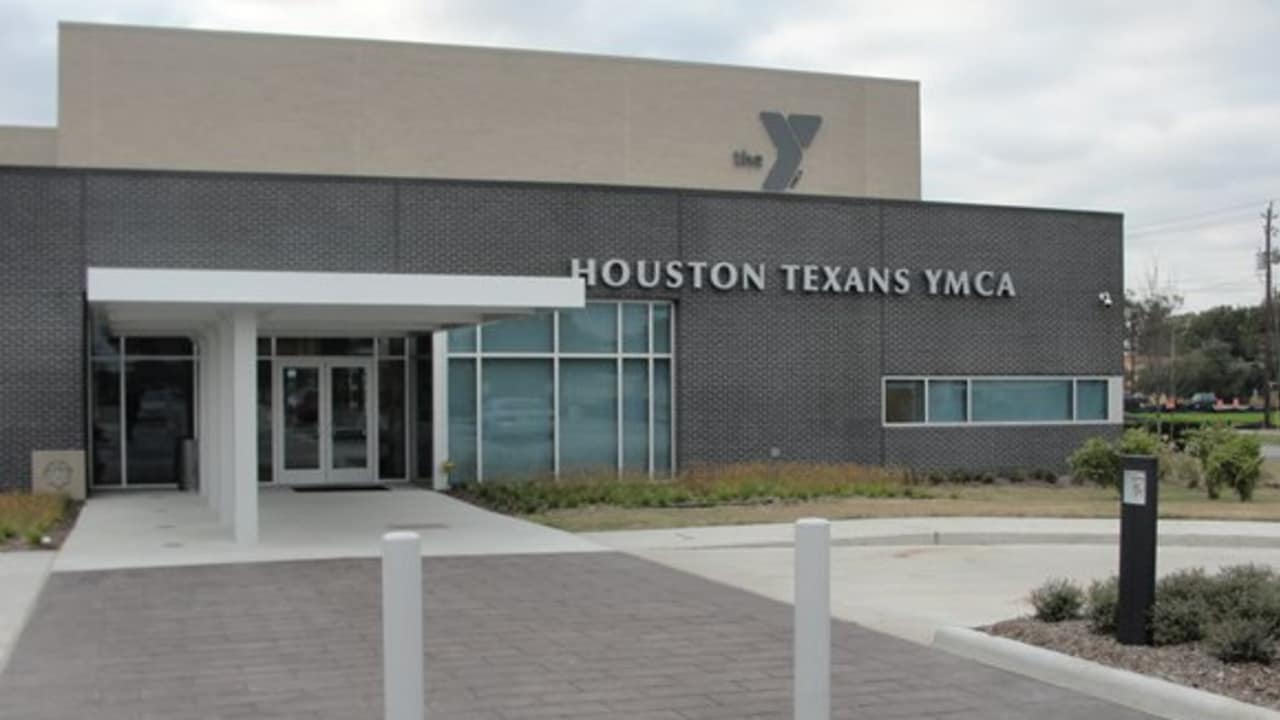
[1125,265,1183,397]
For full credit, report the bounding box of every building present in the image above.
[0,23,1122,542]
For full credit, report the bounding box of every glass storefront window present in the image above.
[447,302,675,481]
[927,380,967,422]
[481,359,554,479]
[1077,380,1109,421]
[559,360,618,473]
[448,326,476,353]
[377,338,406,356]
[622,360,649,473]
[884,380,925,423]
[652,304,671,354]
[276,337,374,356]
[91,318,120,358]
[258,360,272,482]
[654,359,672,475]
[92,360,122,486]
[416,354,433,482]
[972,380,1073,422]
[379,360,406,478]
[621,304,648,354]
[482,314,553,353]
[560,303,617,354]
[126,337,194,356]
[448,359,477,483]
[124,360,194,485]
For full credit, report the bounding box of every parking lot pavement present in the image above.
[0,552,1156,720]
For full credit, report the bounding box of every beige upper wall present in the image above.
[0,126,57,166]
[56,23,920,199]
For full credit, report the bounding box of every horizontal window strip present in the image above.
[883,376,1113,426]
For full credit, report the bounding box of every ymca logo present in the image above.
[759,111,822,191]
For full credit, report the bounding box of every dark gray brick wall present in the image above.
[677,194,884,464]
[881,203,1124,375]
[0,171,84,490]
[85,174,398,272]
[884,425,1122,472]
[0,167,1123,487]
[396,182,679,276]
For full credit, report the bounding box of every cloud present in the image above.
[2,0,1277,311]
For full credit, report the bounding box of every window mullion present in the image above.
[553,311,561,477]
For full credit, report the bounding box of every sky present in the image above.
[1,1,1277,313]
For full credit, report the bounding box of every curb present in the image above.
[689,532,1280,551]
[933,626,1280,720]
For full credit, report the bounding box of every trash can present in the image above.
[178,437,198,492]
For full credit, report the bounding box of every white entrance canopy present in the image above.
[88,267,584,335]
[86,267,585,544]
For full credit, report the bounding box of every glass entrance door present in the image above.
[274,359,374,484]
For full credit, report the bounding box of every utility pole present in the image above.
[1265,201,1276,428]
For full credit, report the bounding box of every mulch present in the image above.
[985,618,1280,711]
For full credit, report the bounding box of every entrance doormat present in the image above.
[291,484,391,492]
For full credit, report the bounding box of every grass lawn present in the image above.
[0,493,76,549]
[524,481,1280,532]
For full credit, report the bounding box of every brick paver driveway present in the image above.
[1,552,1154,720]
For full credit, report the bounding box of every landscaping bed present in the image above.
[986,565,1280,712]
[0,493,81,551]
[986,618,1280,710]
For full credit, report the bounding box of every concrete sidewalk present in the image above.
[587,518,1280,644]
[57,487,605,572]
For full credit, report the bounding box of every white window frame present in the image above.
[881,375,1121,427]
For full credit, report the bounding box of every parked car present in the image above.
[1184,392,1217,412]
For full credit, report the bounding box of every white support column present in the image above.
[230,309,259,545]
[197,332,212,503]
[431,331,449,490]
[219,316,236,528]
[206,324,224,517]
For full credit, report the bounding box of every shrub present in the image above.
[1163,450,1203,489]
[1029,578,1085,622]
[1068,437,1121,489]
[1151,568,1214,645]
[1185,424,1235,465]
[1118,427,1162,455]
[1085,575,1119,634]
[1203,434,1263,501]
[1210,564,1280,633]
[1203,617,1276,664]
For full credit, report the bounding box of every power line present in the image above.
[1127,212,1259,238]
[1127,199,1275,233]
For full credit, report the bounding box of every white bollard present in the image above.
[382,531,424,720]
[794,518,830,720]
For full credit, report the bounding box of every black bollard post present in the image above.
[1116,454,1159,645]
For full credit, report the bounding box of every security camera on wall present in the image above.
[1098,291,1114,308]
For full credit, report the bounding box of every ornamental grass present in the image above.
[0,492,70,545]
[452,462,922,514]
